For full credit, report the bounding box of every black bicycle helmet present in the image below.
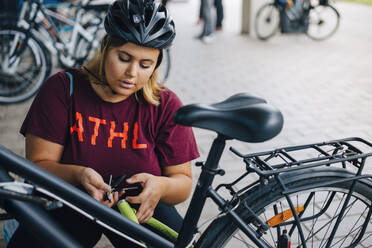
[104,0,175,49]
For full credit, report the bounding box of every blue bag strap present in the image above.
[66,71,73,96]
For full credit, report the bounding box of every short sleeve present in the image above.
[20,71,71,145]
[155,91,199,166]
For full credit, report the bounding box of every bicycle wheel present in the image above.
[72,35,99,67]
[157,48,171,84]
[306,4,340,40]
[196,168,372,247]
[0,27,52,104]
[254,3,281,41]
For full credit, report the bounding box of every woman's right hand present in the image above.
[24,134,122,207]
[79,167,119,207]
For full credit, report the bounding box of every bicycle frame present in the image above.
[17,0,103,67]
[0,136,276,248]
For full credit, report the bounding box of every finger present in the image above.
[83,183,96,195]
[105,192,119,207]
[93,181,111,192]
[142,214,152,223]
[113,191,119,203]
[118,190,126,197]
[82,168,111,192]
[84,184,102,200]
[135,205,145,222]
[126,173,148,185]
[135,200,152,223]
[138,209,154,223]
[103,200,113,207]
[126,195,141,204]
[108,192,113,202]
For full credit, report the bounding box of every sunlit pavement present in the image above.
[0,0,371,247]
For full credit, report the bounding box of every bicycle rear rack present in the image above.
[231,137,372,177]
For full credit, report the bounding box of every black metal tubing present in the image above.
[275,174,308,248]
[207,188,270,248]
[0,146,173,248]
[175,134,227,247]
[240,137,372,159]
[284,194,307,248]
[245,152,372,177]
[0,168,82,248]
[0,188,49,206]
[288,192,315,235]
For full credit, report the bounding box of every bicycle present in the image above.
[0,0,108,104]
[0,0,172,104]
[0,92,371,247]
[255,0,340,41]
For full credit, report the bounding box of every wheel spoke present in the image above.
[305,191,331,246]
[344,206,368,246]
[231,231,256,247]
[318,194,345,247]
[263,211,276,245]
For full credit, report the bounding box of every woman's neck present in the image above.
[90,82,130,103]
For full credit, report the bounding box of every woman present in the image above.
[9,0,199,247]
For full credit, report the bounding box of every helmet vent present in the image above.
[150,18,165,36]
[144,7,153,26]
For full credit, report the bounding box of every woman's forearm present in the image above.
[33,160,86,186]
[159,174,192,205]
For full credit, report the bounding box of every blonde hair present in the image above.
[82,35,163,106]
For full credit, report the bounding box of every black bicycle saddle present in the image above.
[173,93,284,143]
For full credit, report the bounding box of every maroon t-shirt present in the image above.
[20,68,199,184]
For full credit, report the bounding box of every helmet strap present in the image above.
[155,49,163,69]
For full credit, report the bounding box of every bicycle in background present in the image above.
[0,0,109,104]
[255,0,340,41]
[0,93,371,247]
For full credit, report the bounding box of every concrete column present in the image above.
[241,0,252,34]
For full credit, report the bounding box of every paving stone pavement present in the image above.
[0,0,371,247]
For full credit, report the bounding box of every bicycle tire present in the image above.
[157,48,171,84]
[254,3,281,41]
[196,168,372,247]
[306,4,340,41]
[71,35,99,68]
[0,26,52,104]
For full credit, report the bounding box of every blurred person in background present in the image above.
[197,0,215,43]
[198,0,224,31]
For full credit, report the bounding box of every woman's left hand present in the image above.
[125,173,165,223]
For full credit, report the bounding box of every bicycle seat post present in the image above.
[176,134,228,247]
